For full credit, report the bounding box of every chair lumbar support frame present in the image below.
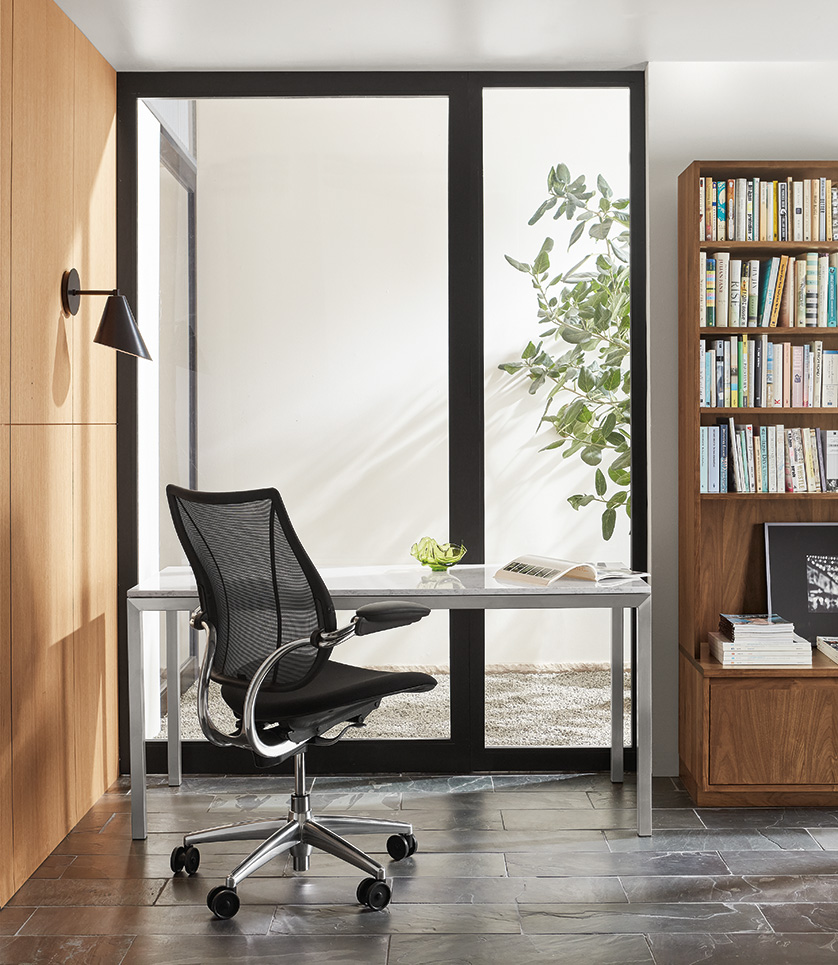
[166,485,436,919]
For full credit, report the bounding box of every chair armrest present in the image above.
[352,601,431,636]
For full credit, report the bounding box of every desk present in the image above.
[127,564,652,839]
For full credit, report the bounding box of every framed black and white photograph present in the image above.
[765,522,838,643]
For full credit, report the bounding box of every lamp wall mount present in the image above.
[60,268,152,360]
[61,268,117,316]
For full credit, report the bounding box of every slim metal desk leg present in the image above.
[636,597,653,836]
[166,610,182,787]
[127,600,148,839]
[610,607,624,783]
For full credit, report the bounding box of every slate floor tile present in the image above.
[519,901,771,934]
[506,850,730,877]
[393,875,627,904]
[0,935,134,964]
[759,903,838,932]
[647,932,838,964]
[606,828,821,852]
[387,933,654,964]
[408,828,609,853]
[622,874,838,904]
[268,902,522,935]
[698,808,838,830]
[721,852,838,875]
[6,878,168,906]
[502,807,702,832]
[18,905,277,937]
[119,934,388,965]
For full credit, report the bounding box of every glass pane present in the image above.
[142,96,450,742]
[483,87,632,748]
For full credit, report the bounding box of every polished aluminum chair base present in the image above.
[179,752,413,891]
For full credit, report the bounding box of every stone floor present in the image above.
[3,772,838,963]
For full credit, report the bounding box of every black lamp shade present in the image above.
[93,295,152,360]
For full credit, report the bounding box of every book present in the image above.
[728,258,741,327]
[706,258,716,326]
[816,636,838,664]
[715,252,730,327]
[823,429,838,491]
[494,556,648,587]
[719,613,794,638]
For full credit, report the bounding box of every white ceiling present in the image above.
[53,0,838,72]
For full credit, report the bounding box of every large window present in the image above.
[119,73,646,775]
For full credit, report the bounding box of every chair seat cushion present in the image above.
[220,661,436,724]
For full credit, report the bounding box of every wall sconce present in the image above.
[61,268,152,361]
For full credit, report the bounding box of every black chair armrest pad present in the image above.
[354,600,430,636]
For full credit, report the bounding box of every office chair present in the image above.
[166,485,437,919]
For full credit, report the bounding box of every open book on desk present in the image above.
[495,555,648,587]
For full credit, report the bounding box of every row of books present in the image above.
[699,421,838,494]
[700,176,838,243]
[710,612,811,666]
[700,251,838,327]
[700,336,838,409]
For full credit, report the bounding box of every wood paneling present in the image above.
[73,424,117,818]
[11,425,75,891]
[0,0,10,425]
[72,28,116,425]
[0,424,11,905]
[10,0,75,425]
[710,677,838,786]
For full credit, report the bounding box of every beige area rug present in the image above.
[157,665,632,748]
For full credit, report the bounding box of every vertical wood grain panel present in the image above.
[73,423,117,817]
[11,424,75,890]
[0,0,11,425]
[72,28,115,425]
[10,0,74,424]
[0,424,11,905]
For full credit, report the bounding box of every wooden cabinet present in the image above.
[678,161,838,806]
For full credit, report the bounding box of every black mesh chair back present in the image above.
[167,486,336,690]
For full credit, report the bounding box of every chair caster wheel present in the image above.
[356,877,391,910]
[170,845,200,875]
[207,885,240,919]
[386,832,417,860]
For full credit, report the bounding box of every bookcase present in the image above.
[678,160,838,806]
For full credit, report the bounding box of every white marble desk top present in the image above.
[128,564,650,610]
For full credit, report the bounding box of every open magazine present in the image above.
[495,555,648,587]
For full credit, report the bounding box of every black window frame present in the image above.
[116,71,647,777]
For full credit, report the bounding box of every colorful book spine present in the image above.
[706,258,716,326]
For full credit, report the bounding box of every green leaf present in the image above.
[497,362,524,373]
[581,446,602,466]
[595,468,606,496]
[601,412,617,436]
[602,508,617,540]
[568,221,585,248]
[578,366,596,392]
[504,255,531,272]
[589,220,613,240]
[568,493,595,510]
[597,174,613,198]
[528,196,558,225]
[533,250,551,274]
[556,162,571,183]
[522,340,539,360]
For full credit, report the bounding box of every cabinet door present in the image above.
[710,677,838,786]
[11,425,75,889]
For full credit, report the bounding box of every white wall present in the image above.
[646,61,838,774]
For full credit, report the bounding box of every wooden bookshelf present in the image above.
[678,160,838,807]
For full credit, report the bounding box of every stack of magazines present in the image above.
[709,613,812,666]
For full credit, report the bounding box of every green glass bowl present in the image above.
[410,537,467,571]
